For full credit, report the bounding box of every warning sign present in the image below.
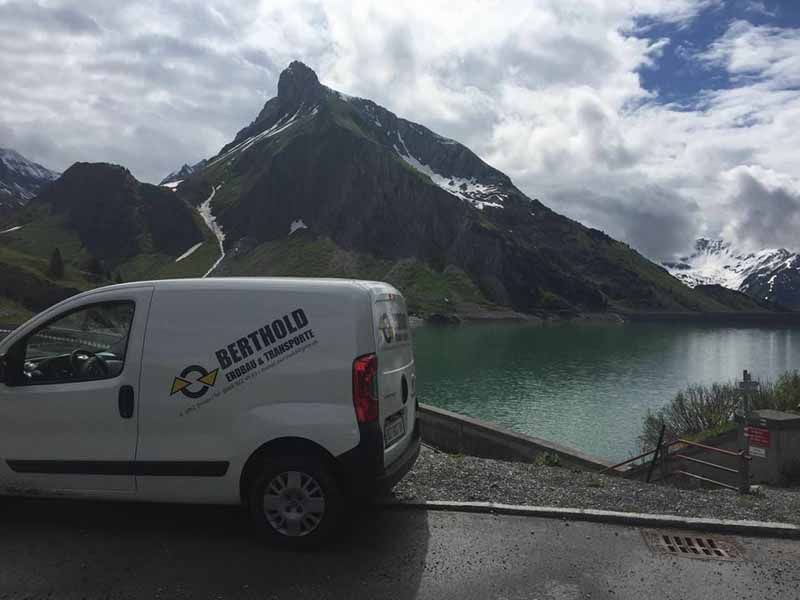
[745,426,771,448]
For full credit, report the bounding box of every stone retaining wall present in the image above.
[418,403,614,471]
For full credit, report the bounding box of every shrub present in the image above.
[534,451,561,467]
[768,372,800,413]
[640,371,800,449]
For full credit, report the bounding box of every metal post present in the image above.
[739,451,751,494]
[738,369,759,419]
[646,423,666,483]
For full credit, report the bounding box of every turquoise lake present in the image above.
[411,322,800,461]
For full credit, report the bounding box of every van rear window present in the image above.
[378,311,410,345]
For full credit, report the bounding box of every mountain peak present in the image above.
[62,161,132,181]
[0,147,59,204]
[277,61,322,107]
[694,237,728,255]
[159,160,206,186]
[35,161,204,264]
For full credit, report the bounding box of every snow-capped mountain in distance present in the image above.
[0,148,59,203]
[663,238,792,289]
[664,238,800,308]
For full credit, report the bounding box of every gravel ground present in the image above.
[392,445,800,525]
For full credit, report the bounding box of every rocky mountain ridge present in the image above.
[0,148,58,202]
[32,162,205,263]
[160,160,207,187]
[164,61,767,316]
[0,62,778,325]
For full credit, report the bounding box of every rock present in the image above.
[408,315,425,328]
[426,313,462,325]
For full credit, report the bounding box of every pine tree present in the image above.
[47,248,64,279]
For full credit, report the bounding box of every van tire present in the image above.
[247,455,343,549]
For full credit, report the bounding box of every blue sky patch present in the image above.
[636,1,800,107]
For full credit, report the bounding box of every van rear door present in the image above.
[369,286,416,468]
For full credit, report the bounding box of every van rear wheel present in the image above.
[247,455,343,548]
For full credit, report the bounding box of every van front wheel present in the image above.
[248,455,343,548]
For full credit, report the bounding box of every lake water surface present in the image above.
[412,322,800,462]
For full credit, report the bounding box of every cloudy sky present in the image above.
[1,0,799,259]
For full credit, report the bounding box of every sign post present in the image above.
[737,369,759,419]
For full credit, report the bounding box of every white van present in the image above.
[0,278,420,547]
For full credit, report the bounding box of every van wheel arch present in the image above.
[239,437,338,504]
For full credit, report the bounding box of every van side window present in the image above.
[20,301,135,385]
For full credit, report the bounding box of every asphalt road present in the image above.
[0,497,798,599]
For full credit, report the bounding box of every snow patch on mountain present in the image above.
[207,106,309,168]
[393,133,505,210]
[289,219,308,235]
[198,185,226,277]
[175,242,202,262]
[162,180,182,190]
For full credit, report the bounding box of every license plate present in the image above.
[384,411,406,447]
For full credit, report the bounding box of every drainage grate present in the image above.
[642,530,746,561]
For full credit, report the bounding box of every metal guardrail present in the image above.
[603,436,751,494]
[0,326,115,350]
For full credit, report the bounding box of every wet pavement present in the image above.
[0,496,798,599]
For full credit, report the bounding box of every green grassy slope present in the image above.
[693,284,773,312]
[0,296,32,327]
[218,232,495,315]
[0,205,221,320]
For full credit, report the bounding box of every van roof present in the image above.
[64,277,399,300]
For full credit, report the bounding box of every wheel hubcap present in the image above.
[263,470,326,537]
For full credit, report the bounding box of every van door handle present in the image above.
[118,385,134,419]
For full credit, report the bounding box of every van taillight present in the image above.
[352,353,378,423]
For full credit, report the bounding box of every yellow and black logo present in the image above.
[171,365,219,399]
[378,313,395,343]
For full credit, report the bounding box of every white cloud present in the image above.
[700,20,800,87]
[720,165,800,252]
[0,0,798,259]
[744,1,776,18]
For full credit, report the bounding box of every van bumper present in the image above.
[337,418,421,497]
